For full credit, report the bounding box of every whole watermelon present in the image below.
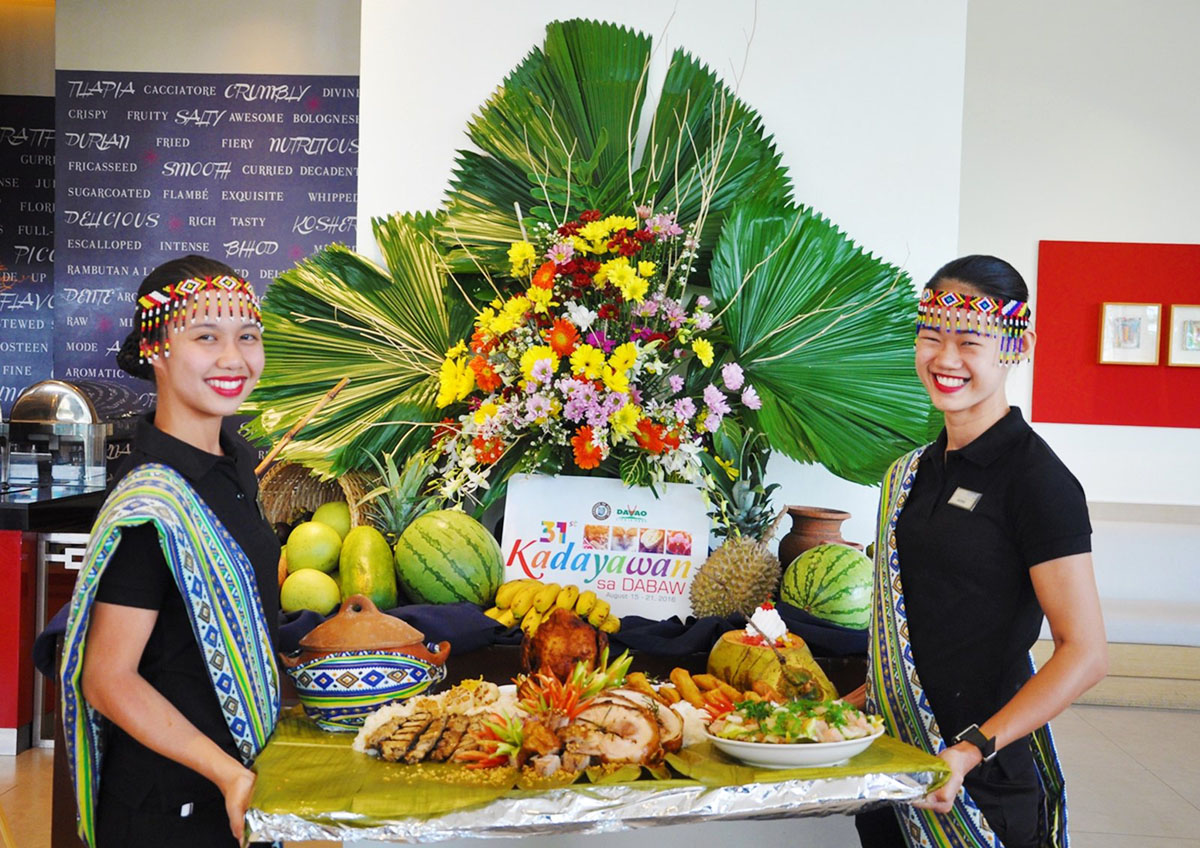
[392,510,504,605]
[781,543,873,630]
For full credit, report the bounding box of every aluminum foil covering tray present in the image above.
[245,706,948,843]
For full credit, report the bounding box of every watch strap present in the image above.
[953,723,997,761]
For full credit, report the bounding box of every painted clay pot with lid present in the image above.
[281,594,451,731]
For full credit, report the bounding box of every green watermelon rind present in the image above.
[393,511,504,606]
[781,543,873,629]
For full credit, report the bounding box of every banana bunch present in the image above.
[484,579,620,635]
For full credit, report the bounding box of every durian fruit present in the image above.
[689,534,780,619]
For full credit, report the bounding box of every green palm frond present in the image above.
[242,212,476,478]
[438,18,791,272]
[709,201,941,485]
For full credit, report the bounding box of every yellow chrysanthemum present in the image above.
[473,400,499,425]
[578,220,611,243]
[637,260,657,278]
[475,307,497,332]
[609,342,638,374]
[604,215,638,233]
[446,340,467,358]
[594,257,629,286]
[508,241,536,276]
[436,355,474,408]
[602,365,630,395]
[610,402,640,436]
[692,338,714,368]
[619,275,649,303]
[519,345,559,381]
[570,235,592,255]
[569,344,606,379]
[526,286,555,314]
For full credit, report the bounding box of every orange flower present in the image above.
[532,261,557,290]
[546,319,579,357]
[634,418,667,454]
[472,435,505,464]
[571,426,603,469]
[469,355,502,392]
[470,328,496,354]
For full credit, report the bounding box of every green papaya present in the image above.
[338,526,398,610]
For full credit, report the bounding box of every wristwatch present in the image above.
[952,723,997,762]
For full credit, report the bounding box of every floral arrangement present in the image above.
[432,208,761,500]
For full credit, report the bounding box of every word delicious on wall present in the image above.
[0,95,56,416]
[54,71,359,388]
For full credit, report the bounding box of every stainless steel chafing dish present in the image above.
[7,380,151,486]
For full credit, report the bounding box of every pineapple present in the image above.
[359,448,443,545]
[691,420,782,618]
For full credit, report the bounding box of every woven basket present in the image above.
[259,462,375,529]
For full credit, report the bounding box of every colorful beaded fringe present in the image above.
[137,274,262,363]
[917,288,1031,365]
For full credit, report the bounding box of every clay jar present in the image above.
[777,505,855,567]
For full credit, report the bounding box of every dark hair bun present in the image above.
[115,329,154,381]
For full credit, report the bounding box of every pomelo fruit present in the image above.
[340,525,398,610]
[312,500,351,540]
[781,543,873,630]
[286,520,342,574]
[392,509,504,605]
[280,568,341,615]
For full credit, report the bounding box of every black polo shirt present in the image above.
[896,406,1090,780]
[94,414,280,813]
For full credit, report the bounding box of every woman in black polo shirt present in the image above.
[857,256,1107,848]
[59,255,280,847]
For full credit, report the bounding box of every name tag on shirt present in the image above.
[948,487,982,511]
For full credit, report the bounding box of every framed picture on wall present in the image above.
[1098,302,1161,365]
[1167,304,1200,367]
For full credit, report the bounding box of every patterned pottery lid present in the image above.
[299,594,426,651]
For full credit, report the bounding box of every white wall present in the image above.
[55,0,360,74]
[358,0,971,549]
[959,0,1200,644]
[0,1,55,95]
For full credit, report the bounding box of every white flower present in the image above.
[565,301,597,332]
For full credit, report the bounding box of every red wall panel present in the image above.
[1033,240,1200,427]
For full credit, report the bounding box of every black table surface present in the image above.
[0,482,105,532]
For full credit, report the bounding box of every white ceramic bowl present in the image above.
[705,726,885,769]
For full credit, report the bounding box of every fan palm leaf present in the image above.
[709,201,941,484]
[242,212,476,478]
[438,18,790,272]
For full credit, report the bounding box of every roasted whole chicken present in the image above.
[521,607,608,679]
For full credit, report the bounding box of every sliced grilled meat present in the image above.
[429,713,470,762]
[406,714,449,763]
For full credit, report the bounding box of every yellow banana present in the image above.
[484,606,517,628]
[574,590,597,616]
[520,607,543,636]
[494,580,532,609]
[510,582,541,618]
[586,599,611,627]
[532,582,561,614]
[598,613,621,633]
[555,584,580,610]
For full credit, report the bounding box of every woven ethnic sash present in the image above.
[866,449,1068,848]
[60,463,280,847]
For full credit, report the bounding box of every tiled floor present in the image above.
[3,705,1198,847]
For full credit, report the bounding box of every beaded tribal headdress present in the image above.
[137,274,262,363]
[917,288,1032,365]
